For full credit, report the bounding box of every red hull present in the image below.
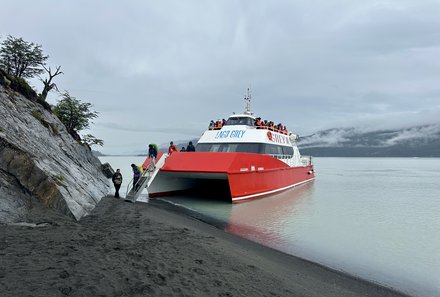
[147,152,315,202]
[228,165,314,202]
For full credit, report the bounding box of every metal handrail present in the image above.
[125,178,134,197]
[300,155,313,166]
[125,168,150,197]
[208,125,290,135]
[267,154,313,166]
[269,154,293,160]
[124,154,166,198]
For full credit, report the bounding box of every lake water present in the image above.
[100,156,440,297]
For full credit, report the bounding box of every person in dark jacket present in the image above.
[148,144,158,170]
[112,169,123,198]
[148,144,158,159]
[186,141,195,152]
[131,164,141,190]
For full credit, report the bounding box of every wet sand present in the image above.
[0,196,410,297]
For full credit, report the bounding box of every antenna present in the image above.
[244,87,252,115]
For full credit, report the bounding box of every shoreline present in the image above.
[149,198,412,296]
[0,196,411,297]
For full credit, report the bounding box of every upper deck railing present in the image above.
[208,124,289,135]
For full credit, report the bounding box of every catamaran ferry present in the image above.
[132,90,315,203]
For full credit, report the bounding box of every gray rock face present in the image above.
[0,85,112,223]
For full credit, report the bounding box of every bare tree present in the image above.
[39,65,63,101]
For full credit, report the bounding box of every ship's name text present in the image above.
[271,134,290,144]
[214,130,246,139]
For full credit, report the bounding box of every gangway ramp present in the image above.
[125,153,167,202]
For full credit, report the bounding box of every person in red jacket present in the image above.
[168,141,177,155]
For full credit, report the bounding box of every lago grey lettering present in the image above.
[215,130,246,139]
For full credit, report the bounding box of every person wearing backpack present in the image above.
[112,169,123,198]
[131,164,141,191]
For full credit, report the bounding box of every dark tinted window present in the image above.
[196,142,292,157]
[282,146,294,155]
[236,143,262,153]
[224,117,255,126]
[262,144,278,155]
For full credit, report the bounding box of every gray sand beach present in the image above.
[0,197,410,297]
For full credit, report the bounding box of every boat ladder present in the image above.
[125,153,167,203]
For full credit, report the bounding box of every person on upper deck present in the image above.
[269,121,274,131]
[216,119,223,129]
[168,141,177,155]
[209,120,215,130]
[186,141,195,152]
[255,117,262,128]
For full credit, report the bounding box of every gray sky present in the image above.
[2,0,440,154]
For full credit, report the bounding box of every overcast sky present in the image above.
[2,0,440,154]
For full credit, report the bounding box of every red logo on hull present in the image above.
[267,131,273,141]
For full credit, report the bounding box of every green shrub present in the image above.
[31,110,60,135]
[0,69,9,87]
[36,98,52,111]
[49,123,59,135]
[0,68,38,100]
[54,175,64,183]
[31,110,49,129]
[31,110,43,121]
[10,76,38,100]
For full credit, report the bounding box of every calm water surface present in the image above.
[100,156,440,297]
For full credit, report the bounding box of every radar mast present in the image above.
[244,87,253,115]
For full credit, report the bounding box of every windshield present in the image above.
[224,117,255,126]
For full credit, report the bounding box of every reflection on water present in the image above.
[225,182,315,248]
[164,182,317,254]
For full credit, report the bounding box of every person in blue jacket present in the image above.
[148,144,158,169]
[131,163,141,190]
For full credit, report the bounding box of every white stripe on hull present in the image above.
[231,177,315,202]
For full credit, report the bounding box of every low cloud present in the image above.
[2,1,440,154]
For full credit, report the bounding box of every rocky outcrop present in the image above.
[0,85,112,223]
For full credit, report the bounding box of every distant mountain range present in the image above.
[298,124,440,157]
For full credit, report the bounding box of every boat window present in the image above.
[205,143,222,152]
[262,144,277,155]
[219,143,237,152]
[282,146,294,156]
[236,143,262,154]
[196,142,292,156]
[224,117,255,126]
